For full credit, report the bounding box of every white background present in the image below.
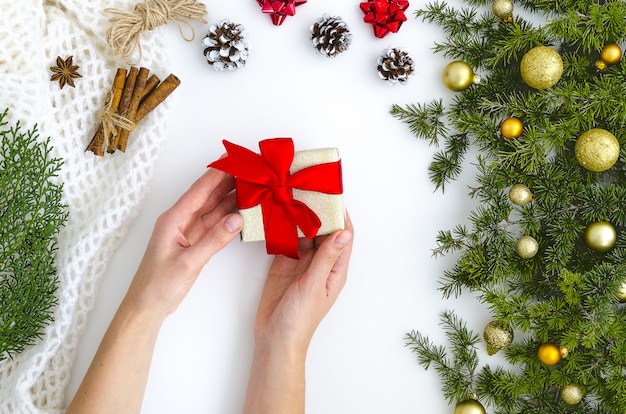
[65,0,507,412]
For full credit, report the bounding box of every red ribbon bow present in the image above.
[360,0,409,38]
[257,0,307,25]
[208,138,343,259]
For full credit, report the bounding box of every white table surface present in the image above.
[66,0,503,412]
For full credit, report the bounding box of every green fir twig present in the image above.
[398,0,626,412]
[405,311,481,403]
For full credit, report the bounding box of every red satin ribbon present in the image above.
[208,138,343,259]
[257,0,307,25]
[360,0,409,38]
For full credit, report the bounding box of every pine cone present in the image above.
[202,19,249,71]
[377,47,414,85]
[310,14,352,58]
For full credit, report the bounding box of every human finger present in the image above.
[184,213,243,266]
[182,191,238,245]
[200,191,238,228]
[298,236,315,253]
[194,173,235,217]
[304,225,353,290]
[325,213,354,292]
[169,167,234,220]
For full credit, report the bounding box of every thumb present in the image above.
[306,229,353,290]
[188,213,242,263]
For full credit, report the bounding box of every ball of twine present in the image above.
[105,0,207,63]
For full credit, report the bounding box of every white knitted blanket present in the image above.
[0,1,170,412]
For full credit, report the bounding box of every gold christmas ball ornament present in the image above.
[560,383,585,405]
[538,342,565,366]
[483,320,514,355]
[454,398,486,414]
[615,279,626,303]
[442,61,480,92]
[520,46,563,89]
[492,0,514,23]
[508,184,533,205]
[574,128,620,172]
[596,43,623,70]
[584,221,617,253]
[515,235,539,259]
[500,117,523,139]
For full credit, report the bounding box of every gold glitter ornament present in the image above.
[560,383,585,405]
[584,221,617,253]
[615,279,626,303]
[520,46,563,89]
[483,320,513,355]
[596,43,622,70]
[508,184,532,205]
[500,117,523,139]
[515,235,539,259]
[538,342,564,365]
[442,61,480,92]
[492,0,514,23]
[454,398,486,414]
[574,128,620,172]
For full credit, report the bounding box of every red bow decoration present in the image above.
[257,0,307,26]
[208,138,343,259]
[360,0,409,38]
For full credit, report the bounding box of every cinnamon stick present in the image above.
[134,74,181,122]
[109,66,139,152]
[86,68,180,156]
[85,68,127,155]
[117,67,149,152]
[117,67,138,118]
[110,68,128,112]
[86,125,106,156]
[141,74,160,101]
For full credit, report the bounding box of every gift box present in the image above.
[209,138,345,258]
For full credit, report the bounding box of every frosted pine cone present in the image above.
[310,14,352,58]
[377,47,414,85]
[202,19,249,71]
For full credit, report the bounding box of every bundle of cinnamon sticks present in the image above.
[86,67,180,156]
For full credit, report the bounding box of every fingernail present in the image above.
[224,214,242,233]
[334,230,352,248]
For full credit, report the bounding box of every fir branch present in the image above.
[432,224,471,257]
[546,2,626,52]
[416,2,501,67]
[405,311,481,403]
[441,310,481,367]
[404,330,449,371]
[415,2,481,39]
[389,100,448,145]
[477,365,525,412]
[439,264,467,299]
[578,184,626,226]
[400,0,626,410]
[481,20,547,69]
[428,134,469,191]
[483,287,534,331]
[0,108,68,361]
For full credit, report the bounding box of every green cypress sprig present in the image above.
[0,108,68,361]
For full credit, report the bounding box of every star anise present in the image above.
[50,56,82,89]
